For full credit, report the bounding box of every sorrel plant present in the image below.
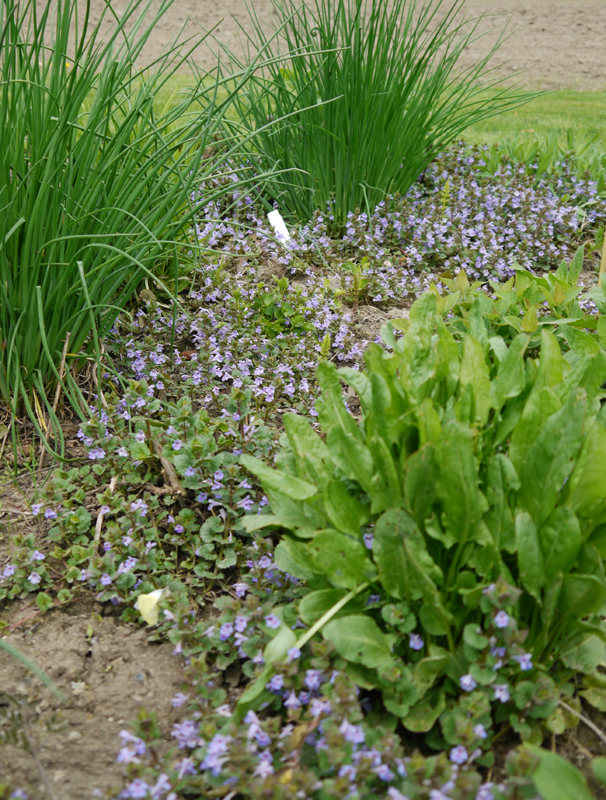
[0,0,277,444]
[225,0,537,228]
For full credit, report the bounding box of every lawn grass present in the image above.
[462,87,606,147]
[153,73,606,153]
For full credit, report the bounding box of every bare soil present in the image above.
[96,0,606,92]
[3,1,606,797]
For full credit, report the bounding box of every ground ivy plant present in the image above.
[239,286,606,750]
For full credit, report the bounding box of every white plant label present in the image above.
[267,209,291,243]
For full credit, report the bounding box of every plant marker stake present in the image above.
[267,209,291,243]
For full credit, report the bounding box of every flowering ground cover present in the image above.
[3,135,606,799]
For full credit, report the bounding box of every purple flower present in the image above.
[286,647,301,663]
[494,610,509,628]
[171,719,200,749]
[171,692,189,708]
[474,723,488,740]
[264,614,281,629]
[284,691,301,710]
[476,783,495,800]
[184,467,196,477]
[339,718,365,745]
[98,506,110,516]
[234,616,248,633]
[200,733,232,775]
[116,447,128,457]
[304,669,324,690]
[176,758,197,778]
[339,764,357,782]
[123,778,150,799]
[253,753,274,779]
[122,535,133,546]
[30,550,45,561]
[44,508,57,519]
[492,683,510,703]
[375,764,394,781]
[172,440,183,451]
[460,674,477,692]
[513,653,533,671]
[2,564,15,579]
[130,499,148,517]
[409,633,424,651]
[237,495,255,512]
[310,697,331,717]
[31,503,43,516]
[219,622,234,641]
[449,745,468,765]
[363,532,374,549]
[267,674,284,693]
[28,572,41,585]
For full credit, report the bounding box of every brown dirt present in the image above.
[85,0,606,92]
[4,0,606,796]
[0,600,184,798]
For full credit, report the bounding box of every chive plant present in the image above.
[224,0,538,229]
[0,0,277,451]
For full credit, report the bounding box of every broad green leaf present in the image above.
[403,688,447,732]
[567,420,606,523]
[316,361,363,441]
[309,530,373,589]
[558,573,606,621]
[539,508,582,579]
[533,328,564,393]
[419,602,451,636]
[368,434,402,514]
[326,427,374,494]
[323,615,396,669]
[434,421,482,547]
[299,588,362,626]
[580,675,606,713]
[592,757,606,786]
[404,445,438,525]
[516,389,586,528]
[240,454,318,500]
[559,634,605,674]
[370,372,406,448]
[516,512,544,600]
[274,538,325,583]
[492,334,529,409]
[416,398,442,446]
[483,453,520,552]
[240,514,283,533]
[509,387,562,471]
[283,413,332,486]
[265,489,325,535]
[264,621,297,665]
[323,481,370,536]
[338,367,373,416]
[400,293,438,394]
[459,334,491,425]
[374,509,442,602]
[561,325,601,356]
[523,743,595,800]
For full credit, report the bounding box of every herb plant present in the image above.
[241,285,606,746]
[225,0,536,227]
[0,0,279,438]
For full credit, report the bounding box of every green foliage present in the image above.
[224,0,536,228]
[0,0,276,435]
[242,280,606,744]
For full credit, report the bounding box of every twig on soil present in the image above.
[93,475,118,552]
[150,438,186,495]
[560,700,606,748]
[19,700,60,800]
